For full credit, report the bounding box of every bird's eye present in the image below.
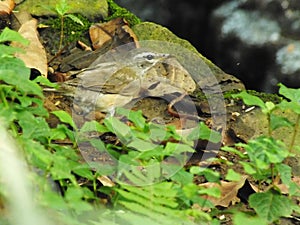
[145,54,154,60]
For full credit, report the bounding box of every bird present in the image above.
[48,49,196,115]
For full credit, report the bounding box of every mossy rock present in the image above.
[132,22,224,77]
[229,107,300,175]
[106,0,141,26]
[15,0,108,19]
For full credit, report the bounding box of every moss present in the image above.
[246,90,282,103]
[15,0,108,20]
[222,89,282,103]
[106,0,141,26]
[45,14,91,45]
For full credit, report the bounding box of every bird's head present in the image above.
[131,52,170,75]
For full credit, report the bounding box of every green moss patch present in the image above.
[16,0,108,19]
[106,0,141,26]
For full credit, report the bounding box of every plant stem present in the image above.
[0,88,9,108]
[267,113,272,137]
[289,114,300,152]
[270,163,275,186]
[59,15,64,50]
[0,89,18,136]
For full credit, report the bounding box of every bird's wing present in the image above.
[75,62,138,95]
[143,58,196,95]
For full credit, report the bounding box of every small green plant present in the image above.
[0,27,98,224]
[3,24,300,225]
[0,27,225,225]
[43,0,84,50]
[222,86,300,224]
[77,107,222,223]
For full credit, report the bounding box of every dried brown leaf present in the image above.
[276,176,300,194]
[12,18,48,77]
[0,0,15,15]
[97,175,115,187]
[89,18,139,50]
[199,176,247,207]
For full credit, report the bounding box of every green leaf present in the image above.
[225,169,242,181]
[65,14,84,26]
[277,100,300,114]
[118,201,169,222]
[222,146,247,158]
[127,138,159,151]
[18,111,50,140]
[55,0,70,16]
[19,138,53,170]
[89,139,106,152]
[265,101,275,111]
[232,91,266,110]
[67,199,93,213]
[292,203,300,214]
[49,127,67,140]
[202,169,220,183]
[104,116,131,143]
[80,120,109,133]
[190,167,220,182]
[0,69,42,96]
[171,168,194,185]
[120,168,149,185]
[182,183,198,199]
[50,155,76,181]
[276,164,292,188]
[72,165,95,181]
[0,107,16,124]
[0,27,29,45]
[123,183,178,207]
[198,186,221,198]
[187,122,221,143]
[136,146,166,160]
[148,126,168,142]
[34,76,58,88]
[39,4,56,14]
[245,137,288,166]
[249,190,294,222]
[233,212,268,225]
[65,186,84,201]
[0,45,24,56]
[119,152,139,165]
[42,192,68,210]
[270,114,294,131]
[240,161,257,175]
[116,108,146,130]
[52,110,77,130]
[0,56,29,78]
[278,83,300,102]
[117,190,178,214]
[164,142,195,155]
[28,98,49,117]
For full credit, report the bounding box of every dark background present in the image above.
[115,0,300,93]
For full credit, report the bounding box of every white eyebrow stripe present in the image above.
[133,52,155,60]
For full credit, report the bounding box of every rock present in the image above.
[133,22,245,93]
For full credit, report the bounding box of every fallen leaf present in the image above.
[199,176,247,207]
[97,175,115,187]
[89,18,139,50]
[0,0,15,15]
[12,18,48,77]
[276,176,300,194]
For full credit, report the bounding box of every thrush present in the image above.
[49,49,196,115]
